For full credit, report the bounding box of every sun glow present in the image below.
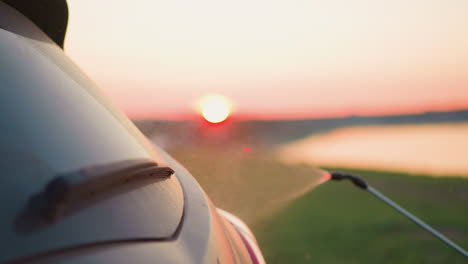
[198,95,232,123]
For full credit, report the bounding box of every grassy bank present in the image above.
[170,149,468,263]
[254,168,468,264]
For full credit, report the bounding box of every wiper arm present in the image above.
[25,158,174,223]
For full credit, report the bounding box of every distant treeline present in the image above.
[134,109,468,147]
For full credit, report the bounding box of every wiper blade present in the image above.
[25,158,174,223]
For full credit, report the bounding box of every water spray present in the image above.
[329,171,467,258]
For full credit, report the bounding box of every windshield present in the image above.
[0,15,183,262]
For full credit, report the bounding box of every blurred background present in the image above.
[66,1,467,263]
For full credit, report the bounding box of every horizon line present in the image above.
[129,107,468,122]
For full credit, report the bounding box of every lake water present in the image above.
[278,122,468,177]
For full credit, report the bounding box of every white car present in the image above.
[0,1,265,263]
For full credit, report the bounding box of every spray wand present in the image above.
[329,171,467,258]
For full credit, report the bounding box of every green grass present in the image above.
[170,148,468,263]
[254,168,468,264]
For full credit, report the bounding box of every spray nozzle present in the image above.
[330,172,368,189]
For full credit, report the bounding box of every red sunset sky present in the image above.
[66,0,468,120]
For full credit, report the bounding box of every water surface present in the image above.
[279,123,468,177]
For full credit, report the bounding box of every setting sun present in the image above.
[198,95,232,123]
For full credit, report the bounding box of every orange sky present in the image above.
[66,0,468,120]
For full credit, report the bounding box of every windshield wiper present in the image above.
[20,158,174,225]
